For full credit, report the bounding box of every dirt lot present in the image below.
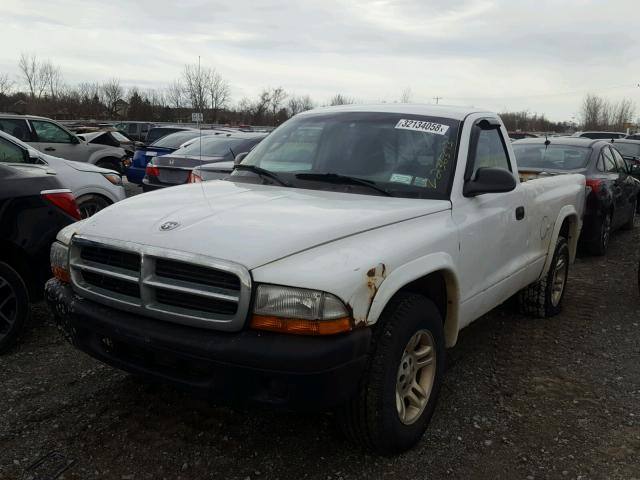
[1,194,639,479]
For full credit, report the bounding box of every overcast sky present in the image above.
[1,0,639,121]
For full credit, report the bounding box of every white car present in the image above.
[46,104,586,454]
[0,130,126,218]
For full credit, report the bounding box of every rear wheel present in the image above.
[77,194,111,218]
[338,293,445,455]
[0,262,30,354]
[517,236,569,318]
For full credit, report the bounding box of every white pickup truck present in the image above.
[46,105,585,455]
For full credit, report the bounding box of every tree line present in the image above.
[0,54,636,131]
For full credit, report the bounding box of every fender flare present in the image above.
[364,252,461,347]
[540,206,580,277]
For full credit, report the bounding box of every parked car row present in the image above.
[514,137,640,255]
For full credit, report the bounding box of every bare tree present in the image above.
[581,94,604,130]
[208,70,230,123]
[269,87,287,125]
[18,53,48,99]
[400,87,412,103]
[166,80,184,109]
[287,94,314,116]
[41,60,64,98]
[0,73,14,96]
[612,98,635,131]
[329,93,354,106]
[252,89,271,124]
[580,94,636,130]
[182,63,209,112]
[101,78,124,118]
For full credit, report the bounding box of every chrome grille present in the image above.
[69,235,252,331]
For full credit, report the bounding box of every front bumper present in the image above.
[45,279,370,409]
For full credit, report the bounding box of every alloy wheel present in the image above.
[396,329,436,425]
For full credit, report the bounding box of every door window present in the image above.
[610,147,628,173]
[31,120,75,143]
[0,119,31,141]
[469,125,511,178]
[0,137,26,163]
[601,148,617,173]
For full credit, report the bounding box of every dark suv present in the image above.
[0,142,81,352]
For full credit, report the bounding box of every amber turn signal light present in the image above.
[250,315,352,336]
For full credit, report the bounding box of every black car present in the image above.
[143,132,267,191]
[514,137,639,255]
[144,126,193,145]
[573,131,627,140]
[0,156,81,352]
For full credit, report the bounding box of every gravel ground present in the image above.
[1,199,639,479]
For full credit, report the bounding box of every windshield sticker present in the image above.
[395,119,450,136]
[413,177,428,187]
[390,173,414,185]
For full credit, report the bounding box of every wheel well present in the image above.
[559,215,579,262]
[76,192,112,205]
[397,272,447,324]
[394,270,459,347]
[0,241,38,301]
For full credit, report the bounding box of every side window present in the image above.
[0,137,26,163]
[127,124,139,135]
[610,147,627,173]
[602,147,617,173]
[0,119,31,142]
[469,126,511,177]
[31,120,74,143]
[596,154,605,172]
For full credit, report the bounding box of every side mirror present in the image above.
[234,151,249,165]
[27,149,40,163]
[463,167,517,197]
[72,135,81,144]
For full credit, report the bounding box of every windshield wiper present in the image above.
[233,164,291,187]
[295,173,392,196]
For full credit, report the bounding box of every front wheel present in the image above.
[622,200,637,230]
[0,262,30,354]
[338,293,445,455]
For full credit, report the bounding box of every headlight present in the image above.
[50,221,84,283]
[50,241,70,283]
[102,173,123,186]
[251,284,352,335]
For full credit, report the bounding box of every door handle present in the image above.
[516,206,525,220]
[44,147,55,152]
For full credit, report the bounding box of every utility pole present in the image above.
[433,96,443,105]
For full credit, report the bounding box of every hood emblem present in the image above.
[160,221,180,231]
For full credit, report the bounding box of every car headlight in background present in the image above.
[250,284,352,335]
[102,173,123,186]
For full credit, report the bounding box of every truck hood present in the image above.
[78,180,451,269]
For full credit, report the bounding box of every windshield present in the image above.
[151,131,199,149]
[175,136,247,157]
[613,143,640,158]
[235,112,460,199]
[513,144,591,170]
[147,128,185,144]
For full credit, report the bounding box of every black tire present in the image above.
[622,200,636,230]
[0,262,30,354]
[517,236,569,318]
[338,293,445,455]
[77,194,111,219]
[589,212,612,256]
[96,158,122,173]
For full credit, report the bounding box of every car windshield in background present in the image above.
[513,144,591,170]
[175,137,246,157]
[146,128,186,144]
[235,112,460,199]
[151,131,199,149]
[613,143,640,158]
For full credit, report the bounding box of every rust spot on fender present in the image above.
[366,263,386,302]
